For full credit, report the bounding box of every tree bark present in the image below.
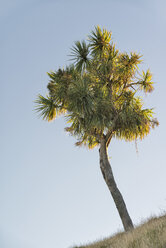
[99,137,134,231]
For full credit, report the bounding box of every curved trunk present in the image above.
[99,138,134,231]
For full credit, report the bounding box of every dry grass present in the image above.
[73,214,166,248]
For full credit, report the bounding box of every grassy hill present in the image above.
[73,214,166,248]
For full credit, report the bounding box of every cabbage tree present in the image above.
[36,26,158,231]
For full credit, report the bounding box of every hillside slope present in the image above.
[73,214,166,248]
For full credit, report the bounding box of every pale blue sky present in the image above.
[1,0,166,248]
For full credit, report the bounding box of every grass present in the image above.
[72,214,166,248]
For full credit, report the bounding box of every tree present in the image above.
[35,26,159,231]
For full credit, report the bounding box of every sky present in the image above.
[1,0,166,247]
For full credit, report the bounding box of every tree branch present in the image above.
[105,114,119,147]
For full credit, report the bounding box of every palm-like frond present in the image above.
[65,113,101,149]
[88,26,112,56]
[47,65,78,106]
[70,40,90,72]
[67,76,93,115]
[35,95,57,121]
[113,95,158,141]
[139,69,154,93]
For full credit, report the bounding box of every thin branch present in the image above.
[105,114,119,147]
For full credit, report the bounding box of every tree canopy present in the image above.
[36,26,158,148]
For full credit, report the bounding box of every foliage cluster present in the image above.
[36,26,158,148]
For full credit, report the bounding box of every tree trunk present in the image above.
[99,137,134,231]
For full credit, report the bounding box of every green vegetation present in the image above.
[36,26,158,231]
[73,214,166,248]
